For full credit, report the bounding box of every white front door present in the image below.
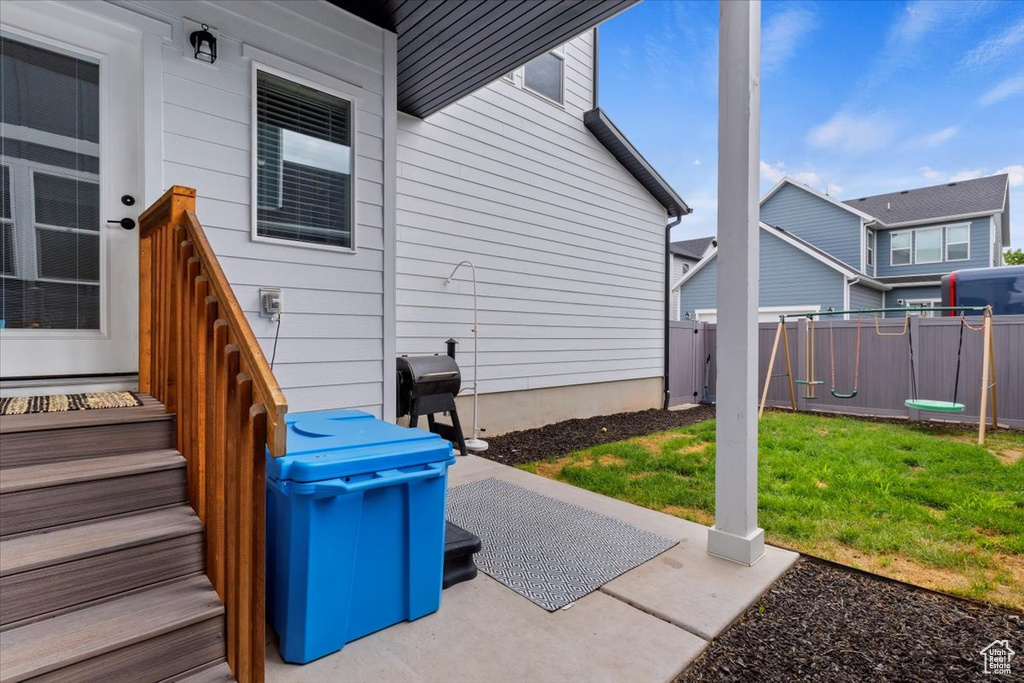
[0,2,140,381]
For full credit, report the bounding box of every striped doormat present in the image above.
[0,392,142,416]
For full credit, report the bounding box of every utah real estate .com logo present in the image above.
[980,640,1015,676]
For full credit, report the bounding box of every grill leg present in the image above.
[409,407,419,429]
[448,408,468,456]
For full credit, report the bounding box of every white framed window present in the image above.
[0,166,13,278]
[945,224,970,261]
[523,48,564,105]
[252,65,356,252]
[905,299,940,318]
[866,229,874,268]
[891,230,911,266]
[914,227,942,264]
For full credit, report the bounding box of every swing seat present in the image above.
[795,380,824,385]
[831,389,858,399]
[904,399,965,412]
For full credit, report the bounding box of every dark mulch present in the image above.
[678,558,1023,683]
[478,404,716,466]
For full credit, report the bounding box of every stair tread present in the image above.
[171,661,234,683]
[0,450,184,494]
[0,575,223,682]
[0,394,170,435]
[0,506,202,577]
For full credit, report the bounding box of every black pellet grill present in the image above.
[396,352,468,456]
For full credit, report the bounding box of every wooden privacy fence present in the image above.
[139,186,288,683]
[669,315,1024,428]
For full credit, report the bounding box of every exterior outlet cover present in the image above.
[260,287,283,318]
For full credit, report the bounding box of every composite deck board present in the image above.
[0,394,167,434]
[0,575,223,683]
[0,505,201,576]
[0,467,187,537]
[0,450,184,494]
[168,660,234,683]
[0,419,176,468]
[0,533,204,628]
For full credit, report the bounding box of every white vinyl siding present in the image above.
[396,31,667,395]
[128,0,389,415]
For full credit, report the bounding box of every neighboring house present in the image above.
[669,236,715,320]
[0,0,686,435]
[676,174,1011,320]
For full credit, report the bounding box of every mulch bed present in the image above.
[678,557,1023,683]
[477,404,716,467]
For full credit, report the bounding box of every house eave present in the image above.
[760,176,875,221]
[584,108,691,218]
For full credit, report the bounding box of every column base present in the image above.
[707,526,765,566]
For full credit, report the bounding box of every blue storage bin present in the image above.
[266,409,455,664]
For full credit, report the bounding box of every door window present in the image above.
[0,35,101,330]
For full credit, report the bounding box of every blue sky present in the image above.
[598,0,1024,248]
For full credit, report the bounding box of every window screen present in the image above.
[256,70,353,250]
[523,51,563,104]
[891,231,911,266]
[945,225,969,261]
[915,227,942,264]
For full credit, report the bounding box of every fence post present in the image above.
[907,315,922,423]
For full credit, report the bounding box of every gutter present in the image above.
[663,212,685,410]
[847,275,891,292]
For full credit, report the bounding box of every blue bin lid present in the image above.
[267,410,453,483]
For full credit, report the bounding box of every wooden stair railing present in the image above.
[138,186,287,683]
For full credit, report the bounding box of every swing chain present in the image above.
[829,314,862,394]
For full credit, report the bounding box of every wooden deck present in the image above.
[0,393,168,434]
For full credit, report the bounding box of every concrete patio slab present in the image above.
[266,455,799,682]
[600,542,798,641]
[267,571,706,683]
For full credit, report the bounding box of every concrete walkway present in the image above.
[266,455,798,683]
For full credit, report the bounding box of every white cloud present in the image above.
[760,160,822,188]
[762,6,818,73]
[693,159,702,166]
[920,166,944,180]
[950,168,984,182]
[978,75,1024,107]
[916,126,959,148]
[807,111,896,154]
[995,165,1024,187]
[962,18,1024,70]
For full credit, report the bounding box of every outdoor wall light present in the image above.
[189,24,217,64]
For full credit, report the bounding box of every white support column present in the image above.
[707,0,765,566]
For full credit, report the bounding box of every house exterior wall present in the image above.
[875,216,991,277]
[669,255,689,321]
[992,214,1003,266]
[678,229,846,319]
[760,183,862,270]
[884,285,943,310]
[849,283,884,310]
[394,31,669,402]
[75,0,394,415]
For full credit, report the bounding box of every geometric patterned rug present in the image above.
[0,391,142,415]
[446,477,677,611]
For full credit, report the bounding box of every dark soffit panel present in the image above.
[329,0,637,118]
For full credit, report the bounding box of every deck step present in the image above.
[0,575,225,683]
[0,506,204,628]
[0,451,187,537]
[0,395,174,469]
[166,660,234,683]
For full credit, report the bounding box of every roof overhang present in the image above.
[584,108,690,218]
[877,210,1001,230]
[328,0,638,118]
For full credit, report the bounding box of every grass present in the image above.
[519,412,1024,610]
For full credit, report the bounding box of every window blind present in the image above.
[256,71,353,249]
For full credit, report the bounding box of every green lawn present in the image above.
[519,412,1024,609]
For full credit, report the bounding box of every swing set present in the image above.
[758,305,998,445]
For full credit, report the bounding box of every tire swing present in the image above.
[904,316,966,413]
[827,314,861,399]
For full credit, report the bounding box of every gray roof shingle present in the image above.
[670,236,715,260]
[843,174,1007,226]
